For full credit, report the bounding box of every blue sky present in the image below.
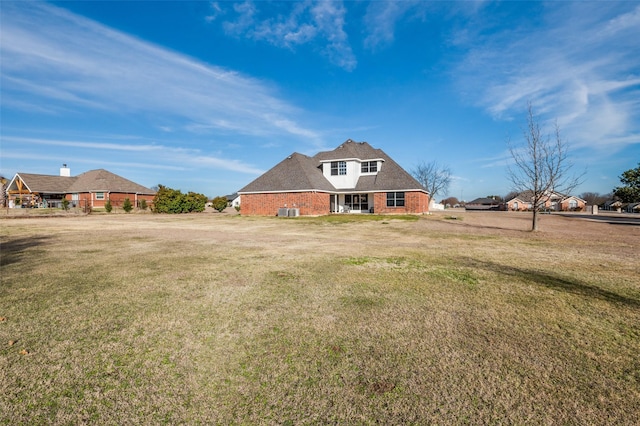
[1,1,639,201]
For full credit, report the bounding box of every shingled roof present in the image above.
[12,173,76,193]
[239,153,335,193]
[239,140,425,194]
[11,169,155,194]
[68,169,155,194]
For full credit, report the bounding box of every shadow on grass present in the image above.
[0,236,52,267]
[460,257,640,309]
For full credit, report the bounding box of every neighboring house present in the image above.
[602,200,622,211]
[602,200,640,213]
[505,190,586,212]
[225,193,241,209]
[627,203,640,213]
[238,139,430,216]
[5,165,155,209]
[559,195,587,212]
[504,196,532,211]
[465,197,501,211]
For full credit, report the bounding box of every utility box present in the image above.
[288,208,299,217]
[278,208,289,217]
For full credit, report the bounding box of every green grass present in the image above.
[0,214,639,424]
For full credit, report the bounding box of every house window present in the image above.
[331,161,347,176]
[361,161,378,173]
[386,192,405,207]
[95,192,105,200]
[569,199,578,209]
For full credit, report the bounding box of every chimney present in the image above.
[60,164,71,177]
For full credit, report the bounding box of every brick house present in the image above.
[505,191,586,212]
[5,165,155,209]
[238,140,430,216]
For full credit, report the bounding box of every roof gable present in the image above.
[354,152,423,192]
[10,173,76,193]
[67,169,155,194]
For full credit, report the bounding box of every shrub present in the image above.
[212,196,228,213]
[138,199,147,210]
[152,185,207,214]
[183,192,208,213]
[61,199,69,211]
[123,198,133,213]
[152,185,182,213]
[105,199,113,213]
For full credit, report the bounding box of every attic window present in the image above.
[331,161,347,176]
[361,161,377,173]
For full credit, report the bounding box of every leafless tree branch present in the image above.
[411,161,452,201]
[507,103,584,231]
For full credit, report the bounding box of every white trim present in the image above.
[238,188,429,195]
[8,173,33,194]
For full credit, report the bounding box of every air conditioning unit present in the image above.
[278,208,289,217]
[288,208,299,217]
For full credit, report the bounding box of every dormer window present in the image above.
[361,161,378,173]
[331,161,347,176]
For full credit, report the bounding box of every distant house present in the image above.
[559,195,587,212]
[224,193,241,209]
[465,197,502,211]
[504,196,532,211]
[602,200,622,211]
[505,191,586,212]
[627,203,640,213]
[238,139,429,216]
[5,165,155,209]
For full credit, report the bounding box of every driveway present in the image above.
[557,212,640,226]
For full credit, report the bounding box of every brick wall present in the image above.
[370,191,430,214]
[559,198,586,211]
[67,193,155,209]
[241,192,331,216]
[242,191,428,216]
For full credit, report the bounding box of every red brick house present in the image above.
[238,140,430,216]
[5,166,155,209]
[505,191,586,212]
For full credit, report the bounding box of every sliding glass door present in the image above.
[344,194,369,212]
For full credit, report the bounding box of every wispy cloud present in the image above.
[2,136,264,175]
[219,0,356,71]
[0,1,320,142]
[453,2,640,151]
[363,0,423,50]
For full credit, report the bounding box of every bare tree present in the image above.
[411,161,452,201]
[507,103,583,231]
[580,192,610,207]
[442,196,460,207]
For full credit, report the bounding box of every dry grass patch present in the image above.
[1,212,639,424]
